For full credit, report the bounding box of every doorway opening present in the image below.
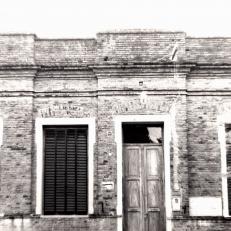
[122,123,165,231]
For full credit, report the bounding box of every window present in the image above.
[122,123,163,144]
[225,125,231,215]
[43,125,88,215]
[36,118,95,216]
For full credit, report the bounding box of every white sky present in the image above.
[0,0,231,38]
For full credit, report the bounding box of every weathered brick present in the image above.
[0,30,231,230]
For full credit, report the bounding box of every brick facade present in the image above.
[0,30,231,230]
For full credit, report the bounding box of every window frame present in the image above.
[0,117,3,146]
[218,115,231,217]
[35,118,95,216]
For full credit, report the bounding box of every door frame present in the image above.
[114,115,172,231]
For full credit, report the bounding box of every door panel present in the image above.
[147,181,160,207]
[127,213,141,231]
[144,146,165,231]
[146,148,160,176]
[126,148,140,177]
[123,144,165,231]
[123,146,142,231]
[127,181,140,208]
[148,212,160,231]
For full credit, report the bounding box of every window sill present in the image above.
[40,215,89,218]
[35,214,120,219]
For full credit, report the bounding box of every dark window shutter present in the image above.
[43,126,88,215]
[226,145,231,168]
[228,178,231,215]
[44,129,56,214]
[226,126,231,215]
[76,130,88,214]
[227,145,231,215]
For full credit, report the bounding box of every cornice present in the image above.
[2,89,231,97]
[1,63,231,75]
[0,65,38,70]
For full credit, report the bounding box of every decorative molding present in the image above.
[93,63,195,70]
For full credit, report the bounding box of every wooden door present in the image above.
[123,144,165,231]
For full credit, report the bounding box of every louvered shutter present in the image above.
[226,126,231,215]
[43,126,88,215]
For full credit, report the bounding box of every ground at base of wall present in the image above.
[1,217,231,231]
[173,218,231,231]
[0,217,117,231]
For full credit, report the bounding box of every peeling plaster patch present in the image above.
[13,218,22,227]
[22,218,31,226]
[1,219,11,226]
[140,91,148,104]
[217,100,231,115]
[198,221,210,227]
[7,218,32,230]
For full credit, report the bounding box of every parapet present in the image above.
[0,30,231,67]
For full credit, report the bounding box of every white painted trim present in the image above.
[114,115,172,231]
[40,215,89,218]
[35,117,95,215]
[169,103,180,191]
[0,117,3,146]
[218,114,230,217]
[117,217,122,231]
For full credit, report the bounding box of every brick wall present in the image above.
[96,31,186,63]
[35,39,97,66]
[0,69,35,216]
[0,31,231,230]
[186,37,231,64]
[0,35,35,66]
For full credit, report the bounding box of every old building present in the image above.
[0,30,231,230]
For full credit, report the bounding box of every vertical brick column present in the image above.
[0,35,36,215]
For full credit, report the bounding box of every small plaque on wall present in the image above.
[189,197,222,216]
[172,197,181,211]
[102,181,114,191]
